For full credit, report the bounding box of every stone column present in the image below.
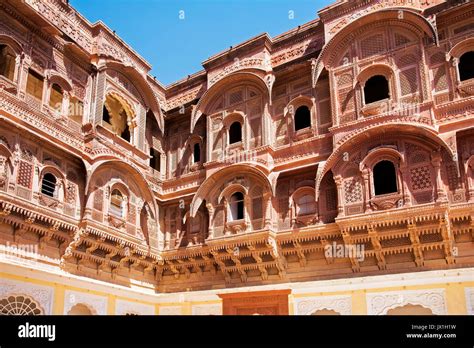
[206,203,214,239]
[399,163,412,207]
[334,175,344,217]
[164,208,170,249]
[361,168,372,212]
[263,192,273,230]
[431,150,447,202]
[466,159,474,202]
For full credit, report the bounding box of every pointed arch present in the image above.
[190,71,270,133]
[189,162,275,218]
[315,123,455,200]
[312,8,438,87]
[102,60,164,132]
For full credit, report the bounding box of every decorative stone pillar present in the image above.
[333,175,344,217]
[62,91,70,118]
[18,54,30,100]
[164,208,170,250]
[206,203,214,239]
[311,97,318,136]
[431,150,447,202]
[244,194,251,227]
[466,159,474,202]
[361,168,372,212]
[222,124,228,161]
[399,164,412,207]
[263,192,273,230]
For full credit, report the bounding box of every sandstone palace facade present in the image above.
[0,0,473,315]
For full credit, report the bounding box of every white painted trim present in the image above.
[366,289,447,315]
[465,287,474,315]
[294,295,352,315]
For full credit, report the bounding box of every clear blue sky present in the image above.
[71,0,330,86]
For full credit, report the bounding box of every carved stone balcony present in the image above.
[361,99,391,117]
[225,219,249,235]
[370,192,403,211]
[458,78,474,97]
[0,76,17,95]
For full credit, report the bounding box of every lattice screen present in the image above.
[16,161,33,188]
[325,188,337,211]
[433,65,448,92]
[93,189,103,211]
[394,33,410,47]
[360,34,385,59]
[399,67,418,96]
[344,178,363,204]
[410,166,432,191]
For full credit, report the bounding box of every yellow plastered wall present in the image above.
[1,270,473,315]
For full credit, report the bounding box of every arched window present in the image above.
[110,189,125,218]
[67,303,93,315]
[26,69,44,101]
[230,192,244,221]
[0,295,43,315]
[41,173,57,197]
[0,44,15,81]
[149,148,161,171]
[229,122,242,144]
[191,215,201,234]
[373,160,397,195]
[459,51,474,81]
[294,105,311,131]
[364,75,389,104]
[49,83,63,111]
[297,194,316,216]
[103,94,133,142]
[193,143,201,163]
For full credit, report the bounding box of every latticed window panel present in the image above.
[250,118,261,147]
[409,152,428,165]
[127,203,136,224]
[337,73,352,88]
[446,163,461,190]
[0,295,43,315]
[410,166,432,191]
[17,161,33,188]
[338,88,354,114]
[430,52,445,66]
[214,207,224,228]
[399,67,418,96]
[433,65,448,92]
[344,178,363,204]
[66,183,76,204]
[93,189,103,211]
[325,188,337,211]
[394,33,411,47]
[398,54,417,68]
[229,90,243,105]
[252,197,262,219]
[318,100,331,125]
[360,34,385,59]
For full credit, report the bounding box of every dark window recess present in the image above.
[229,122,242,144]
[102,106,111,123]
[459,51,474,82]
[193,143,201,163]
[149,148,161,171]
[41,173,57,197]
[364,75,389,104]
[230,192,244,220]
[294,105,311,131]
[121,125,130,142]
[373,160,397,195]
